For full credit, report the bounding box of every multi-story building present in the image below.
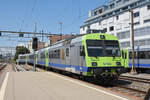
[49,35,74,45]
[80,0,150,51]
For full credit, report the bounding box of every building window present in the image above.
[109,3,115,8]
[134,12,140,18]
[115,9,120,13]
[94,11,97,16]
[144,19,150,23]
[147,5,150,10]
[109,26,114,31]
[130,3,137,8]
[134,22,140,26]
[99,9,103,14]
[83,27,85,31]
[102,15,106,18]
[116,16,119,20]
[108,12,113,16]
[122,6,128,10]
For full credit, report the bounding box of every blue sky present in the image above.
[0,0,109,51]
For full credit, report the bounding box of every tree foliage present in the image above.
[14,46,30,61]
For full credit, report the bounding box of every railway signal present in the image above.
[32,37,38,50]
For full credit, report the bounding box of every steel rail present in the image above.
[119,75,150,84]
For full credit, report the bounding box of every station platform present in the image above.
[0,72,132,100]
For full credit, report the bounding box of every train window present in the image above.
[41,53,43,58]
[129,51,150,59]
[49,51,52,58]
[124,53,127,59]
[20,56,25,59]
[129,52,132,59]
[49,50,60,59]
[147,51,150,59]
[66,48,69,56]
[58,50,60,58]
[41,52,45,59]
[139,51,146,59]
[54,50,57,58]
[80,46,85,56]
[38,54,40,59]
[43,53,45,58]
[121,51,125,58]
[129,52,137,59]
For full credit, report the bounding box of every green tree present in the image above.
[14,46,30,61]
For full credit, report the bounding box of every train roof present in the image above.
[37,33,119,51]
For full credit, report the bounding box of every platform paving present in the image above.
[1,72,131,100]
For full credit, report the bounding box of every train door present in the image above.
[122,49,129,68]
[65,47,71,66]
[78,46,86,74]
[70,45,79,73]
[61,48,65,64]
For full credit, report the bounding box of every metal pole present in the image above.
[59,22,62,40]
[42,30,43,41]
[33,22,37,72]
[25,47,27,66]
[33,50,36,71]
[130,10,137,74]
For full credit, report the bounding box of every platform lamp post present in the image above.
[59,22,63,40]
[0,49,2,62]
[130,10,137,75]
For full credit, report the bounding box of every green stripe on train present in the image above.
[46,48,49,67]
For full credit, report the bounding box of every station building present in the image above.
[28,41,46,53]
[49,35,73,45]
[80,0,150,52]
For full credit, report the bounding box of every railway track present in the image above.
[14,64,32,72]
[109,85,147,99]
[0,63,7,71]
[119,75,150,84]
[14,64,27,72]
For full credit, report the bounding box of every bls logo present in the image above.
[103,63,112,65]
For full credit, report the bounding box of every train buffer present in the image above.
[0,72,133,100]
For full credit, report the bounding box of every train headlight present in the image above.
[116,62,121,66]
[100,35,105,39]
[92,62,97,66]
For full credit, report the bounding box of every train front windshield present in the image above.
[86,40,120,57]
